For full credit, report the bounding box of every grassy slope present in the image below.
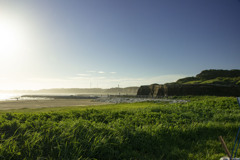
[0,96,240,160]
[183,77,240,85]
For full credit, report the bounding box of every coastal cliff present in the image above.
[137,69,240,97]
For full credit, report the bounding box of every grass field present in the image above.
[0,96,240,159]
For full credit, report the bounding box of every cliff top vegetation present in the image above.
[176,69,240,86]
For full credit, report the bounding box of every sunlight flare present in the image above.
[0,14,30,63]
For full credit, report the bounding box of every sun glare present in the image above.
[0,15,29,63]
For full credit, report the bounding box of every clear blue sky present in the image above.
[0,0,240,90]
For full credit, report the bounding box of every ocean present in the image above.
[0,93,21,101]
[0,93,54,101]
[0,93,97,101]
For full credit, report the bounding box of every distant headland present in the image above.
[137,69,240,97]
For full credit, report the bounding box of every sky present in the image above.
[0,0,240,90]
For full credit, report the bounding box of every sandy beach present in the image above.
[0,99,110,110]
[0,96,189,111]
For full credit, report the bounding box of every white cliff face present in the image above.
[137,83,240,97]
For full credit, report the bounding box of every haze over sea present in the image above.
[0,92,105,101]
[0,93,21,101]
[0,93,72,101]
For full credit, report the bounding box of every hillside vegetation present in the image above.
[176,69,240,85]
[0,96,240,159]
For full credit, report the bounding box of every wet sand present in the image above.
[0,99,110,110]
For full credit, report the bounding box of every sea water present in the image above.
[0,93,99,101]
[0,93,21,101]
[0,93,52,101]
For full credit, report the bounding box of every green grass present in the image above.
[184,80,203,84]
[182,77,240,85]
[0,96,240,159]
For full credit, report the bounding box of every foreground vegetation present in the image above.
[0,96,240,159]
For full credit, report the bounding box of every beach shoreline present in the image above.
[0,99,111,110]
